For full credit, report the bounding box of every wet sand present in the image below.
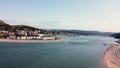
[104,44,120,68]
[0,39,64,43]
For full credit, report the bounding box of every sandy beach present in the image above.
[104,44,120,68]
[0,39,64,43]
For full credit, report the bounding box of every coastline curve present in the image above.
[104,44,120,68]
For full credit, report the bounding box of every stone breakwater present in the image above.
[104,44,120,68]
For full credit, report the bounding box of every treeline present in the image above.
[49,29,113,36]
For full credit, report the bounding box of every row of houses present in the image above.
[0,29,56,40]
[9,35,55,40]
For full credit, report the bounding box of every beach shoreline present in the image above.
[104,43,120,68]
[0,38,64,43]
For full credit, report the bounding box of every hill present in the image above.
[0,20,10,26]
[111,33,120,39]
[12,25,39,30]
[0,20,6,25]
[0,20,48,38]
[0,20,47,34]
[0,20,11,30]
[0,20,114,37]
[11,25,47,34]
[0,20,39,31]
[48,29,114,36]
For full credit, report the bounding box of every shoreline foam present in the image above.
[0,38,64,43]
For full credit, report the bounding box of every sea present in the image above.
[0,36,117,68]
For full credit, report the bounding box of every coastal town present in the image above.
[0,20,56,40]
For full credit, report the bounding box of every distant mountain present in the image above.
[111,33,120,39]
[48,29,114,36]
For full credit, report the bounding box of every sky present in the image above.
[0,0,120,32]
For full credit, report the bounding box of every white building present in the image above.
[16,33,55,40]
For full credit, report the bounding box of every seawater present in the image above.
[0,36,117,68]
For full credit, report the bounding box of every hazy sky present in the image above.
[0,0,120,32]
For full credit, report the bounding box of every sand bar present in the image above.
[104,44,120,68]
[0,39,64,43]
